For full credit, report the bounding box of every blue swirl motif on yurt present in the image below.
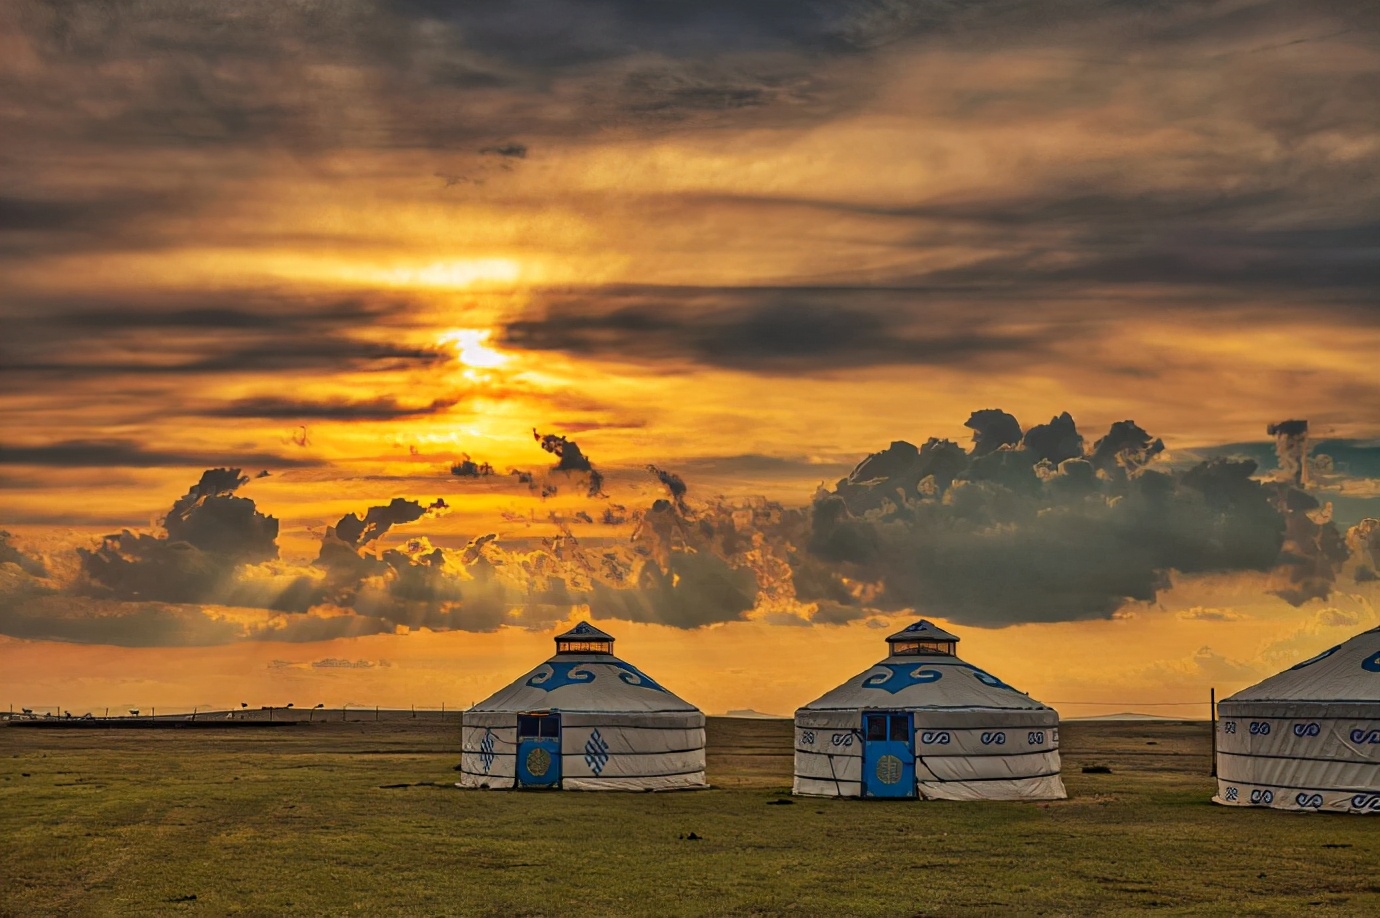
[1293,723,1321,738]
[1290,644,1341,670]
[479,729,496,774]
[1223,786,1239,802]
[1249,789,1274,805]
[981,731,1006,746]
[1349,728,1380,744]
[1363,652,1380,673]
[861,664,944,693]
[584,729,611,775]
[919,731,951,745]
[1350,792,1380,811]
[1295,793,1324,809]
[615,663,669,693]
[967,665,1020,692]
[526,662,596,691]
[524,662,668,693]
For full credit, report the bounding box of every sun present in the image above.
[441,328,511,370]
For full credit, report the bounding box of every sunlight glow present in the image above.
[381,259,521,288]
[324,258,523,289]
[441,329,511,369]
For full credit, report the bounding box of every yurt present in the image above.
[458,622,707,791]
[1214,624,1380,813]
[793,620,1066,800]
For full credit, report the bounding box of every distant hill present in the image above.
[722,709,785,719]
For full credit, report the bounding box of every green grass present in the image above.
[2,718,1377,916]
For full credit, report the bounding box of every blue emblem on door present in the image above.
[862,712,915,799]
[516,713,561,788]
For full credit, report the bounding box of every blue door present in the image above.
[516,713,561,788]
[862,712,915,798]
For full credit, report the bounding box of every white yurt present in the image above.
[1214,624,1380,813]
[794,620,1066,800]
[458,622,707,791]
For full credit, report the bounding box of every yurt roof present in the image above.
[555,621,615,642]
[469,625,699,715]
[800,622,1051,712]
[886,619,960,645]
[1223,625,1380,703]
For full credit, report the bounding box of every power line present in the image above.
[1045,700,1207,706]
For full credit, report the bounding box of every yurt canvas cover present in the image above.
[459,623,707,791]
[794,620,1066,800]
[1214,625,1380,813]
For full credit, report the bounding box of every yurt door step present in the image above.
[862,711,915,798]
[516,713,561,788]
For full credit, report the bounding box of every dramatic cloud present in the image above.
[533,429,605,497]
[501,290,1062,373]
[329,498,448,549]
[3,408,1376,647]
[0,440,315,469]
[77,469,279,604]
[450,455,496,478]
[793,410,1350,626]
[211,395,459,421]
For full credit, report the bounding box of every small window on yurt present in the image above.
[557,638,613,654]
[890,639,955,656]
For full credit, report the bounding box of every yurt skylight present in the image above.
[886,620,959,656]
[554,621,615,655]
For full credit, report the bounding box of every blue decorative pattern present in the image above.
[524,661,669,693]
[1349,728,1380,744]
[1224,786,1239,801]
[1296,793,1323,809]
[1352,792,1380,810]
[615,665,669,692]
[859,661,1024,694]
[479,729,496,774]
[968,666,1018,691]
[861,664,943,693]
[1249,789,1274,805]
[584,729,611,775]
[1290,645,1340,670]
[1363,652,1380,673]
[1292,722,1321,737]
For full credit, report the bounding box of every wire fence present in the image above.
[2,704,472,723]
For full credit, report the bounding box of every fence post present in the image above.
[1209,687,1217,777]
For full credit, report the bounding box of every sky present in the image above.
[2,0,1379,717]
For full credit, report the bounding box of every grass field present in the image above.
[3,716,1378,917]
